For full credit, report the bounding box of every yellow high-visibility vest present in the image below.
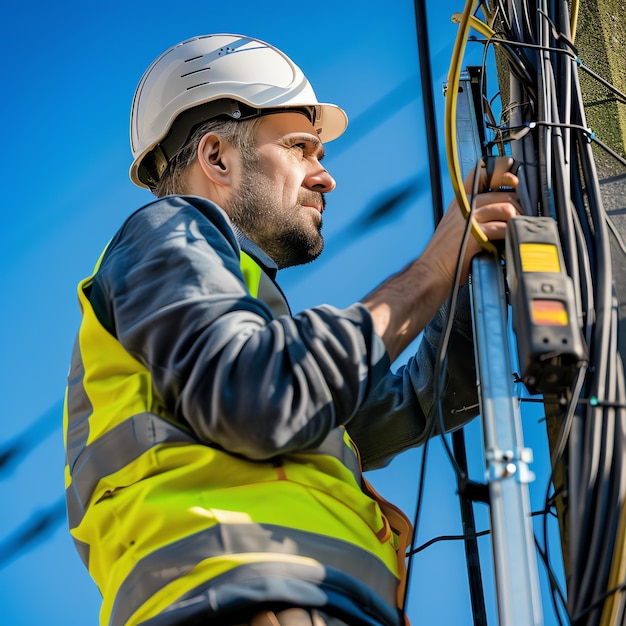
[64,245,411,626]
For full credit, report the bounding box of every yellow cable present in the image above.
[599,496,626,625]
[570,0,579,43]
[446,0,496,253]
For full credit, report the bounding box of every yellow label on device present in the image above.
[520,243,561,273]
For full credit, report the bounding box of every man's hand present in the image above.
[430,162,521,284]
[361,160,520,362]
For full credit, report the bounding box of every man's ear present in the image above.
[197,132,235,185]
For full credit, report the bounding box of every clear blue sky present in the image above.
[0,1,564,624]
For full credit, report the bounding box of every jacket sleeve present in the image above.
[88,196,391,461]
[346,286,480,471]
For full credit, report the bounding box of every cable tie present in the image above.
[578,396,626,409]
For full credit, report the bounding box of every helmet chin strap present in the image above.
[140,99,245,189]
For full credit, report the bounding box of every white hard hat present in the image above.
[129,34,348,189]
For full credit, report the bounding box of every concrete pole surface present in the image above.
[576,0,626,350]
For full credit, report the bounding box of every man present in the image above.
[64,34,519,626]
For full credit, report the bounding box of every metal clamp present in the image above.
[486,447,536,484]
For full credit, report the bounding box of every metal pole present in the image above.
[452,433,489,626]
[470,254,544,626]
[413,0,444,225]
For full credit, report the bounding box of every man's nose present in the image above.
[304,163,336,193]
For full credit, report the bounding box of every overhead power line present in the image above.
[0,496,66,569]
[0,398,63,478]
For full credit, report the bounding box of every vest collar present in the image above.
[231,226,279,280]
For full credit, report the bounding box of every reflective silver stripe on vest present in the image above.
[72,536,90,570]
[65,349,93,473]
[257,271,290,316]
[298,427,361,479]
[136,564,400,626]
[66,412,198,530]
[67,407,362,533]
[111,523,399,626]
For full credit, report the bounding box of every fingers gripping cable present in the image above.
[463,155,521,253]
[445,0,494,251]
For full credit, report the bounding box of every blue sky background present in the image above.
[0,2,565,624]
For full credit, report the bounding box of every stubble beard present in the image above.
[224,165,325,270]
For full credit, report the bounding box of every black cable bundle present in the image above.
[487,1,626,623]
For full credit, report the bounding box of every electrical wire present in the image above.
[434,163,490,481]
[534,534,569,626]
[576,60,626,105]
[402,162,488,621]
[402,429,433,616]
[402,167,480,615]
[408,528,491,556]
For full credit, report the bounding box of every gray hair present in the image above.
[154,116,262,197]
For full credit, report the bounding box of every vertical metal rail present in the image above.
[470,254,544,626]
[453,67,544,625]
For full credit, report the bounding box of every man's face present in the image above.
[224,112,336,269]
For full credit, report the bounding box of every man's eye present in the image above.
[292,143,307,151]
